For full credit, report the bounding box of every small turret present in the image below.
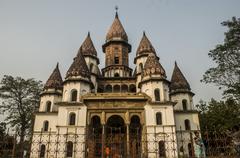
[102,11,132,77]
[39,63,63,112]
[170,62,194,111]
[78,32,100,91]
[139,53,170,102]
[63,49,92,102]
[134,32,159,92]
[170,62,192,94]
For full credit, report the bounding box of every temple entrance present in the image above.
[106,115,126,158]
[88,116,102,158]
[129,115,142,158]
[87,114,142,158]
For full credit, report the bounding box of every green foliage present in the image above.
[196,98,240,131]
[0,75,43,139]
[202,17,240,101]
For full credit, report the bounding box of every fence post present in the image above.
[74,127,77,158]
[55,128,60,158]
[171,126,176,157]
[38,128,43,157]
[46,128,51,158]
[179,126,185,156]
[64,128,69,157]
[190,131,195,157]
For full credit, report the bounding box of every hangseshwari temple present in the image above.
[31,11,200,158]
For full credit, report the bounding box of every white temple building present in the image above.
[31,12,200,158]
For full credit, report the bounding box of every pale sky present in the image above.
[0,0,240,105]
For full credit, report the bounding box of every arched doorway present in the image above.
[88,116,102,158]
[106,115,126,157]
[130,115,142,158]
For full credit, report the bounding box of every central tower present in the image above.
[102,12,132,77]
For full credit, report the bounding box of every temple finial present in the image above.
[143,31,146,36]
[87,31,90,37]
[175,61,177,66]
[115,5,119,18]
[56,62,59,68]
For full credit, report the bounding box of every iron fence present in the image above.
[0,126,239,158]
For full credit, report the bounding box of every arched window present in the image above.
[139,63,143,73]
[40,144,46,158]
[105,85,112,93]
[154,88,160,101]
[91,115,101,126]
[156,112,162,125]
[159,141,166,157]
[66,141,73,157]
[90,116,102,135]
[46,101,51,112]
[97,85,104,93]
[43,121,49,132]
[182,99,187,111]
[121,84,128,93]
[114,48,119,64]
[114,73,120,77]
[129,84,136,93]
[69,113,76,125]
[185,119,191,130]
[89,63,94,73]
[71,89,77,102]
[113,85,120,93]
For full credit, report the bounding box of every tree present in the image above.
[196,98,240,131]
[0,121,6,140]
[201,17,240,101]
[0,75,43,146]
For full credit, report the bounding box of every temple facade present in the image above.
[31,12,200,158]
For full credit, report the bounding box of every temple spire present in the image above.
[66,51,90,79]
[170,62,191,92]
[106,8,128,42]
[44,63,63,90]
[136,32,156,56]
[78,32,97,57]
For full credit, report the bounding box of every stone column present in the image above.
[126,123,130,158]
[101,111,106,158]
[101,124,105,158]
[125,111,130,158]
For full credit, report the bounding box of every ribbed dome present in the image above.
[44,63,63,89]
[170,62,191,91]
[136,32,156,56]
[106,12,128,42]
[80,32,97,57]
[66,51,90,79]
[143,53,166,78]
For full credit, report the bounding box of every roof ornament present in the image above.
[115,5,119,18]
